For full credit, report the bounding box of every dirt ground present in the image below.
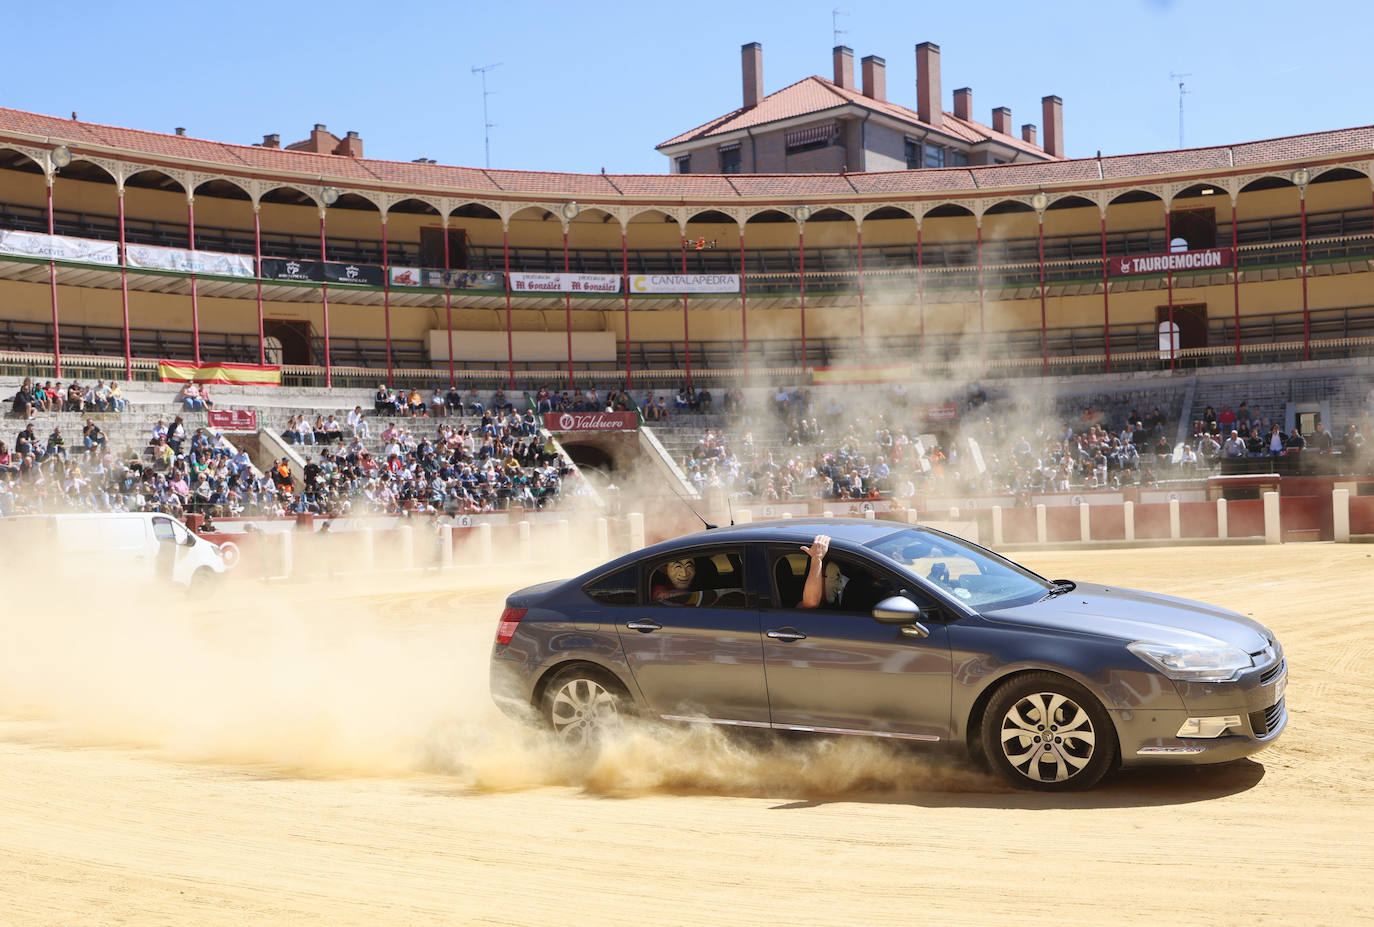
[1,543,1371,927]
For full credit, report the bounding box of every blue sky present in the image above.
[7,0,1371,175]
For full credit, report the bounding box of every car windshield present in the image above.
[865,528,1052,611]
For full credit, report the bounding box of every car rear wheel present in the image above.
[540,666,629,748]
[981,672,1117,792]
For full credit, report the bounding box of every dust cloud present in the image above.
[0,538,997,798]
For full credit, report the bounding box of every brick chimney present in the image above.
[742,42,764,109]
[992,107,1012,136]
[1042,95,1064,157]
[953,87,972,121]
[260,134,280,149]
[285,123,342,155]
[916,42,941,127]
[833,46,854,90]
[174,127,186,136]
[861,55,886,102]
[333,130,363,158]
[1021,124,1037,146]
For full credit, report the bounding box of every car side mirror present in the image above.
[871,596,924,623]
[183,534,196,547]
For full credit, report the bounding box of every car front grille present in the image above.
[1249,698,1285,737]
[1259,659,1286,686]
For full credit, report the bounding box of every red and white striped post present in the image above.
[253,203,265,368]
[916,215,925,373]
[738,225,748,385]
[1032,193,1047,377]
[1100,206,1111,373]
[1295,169,1311,360]
[1231,194,1241,366]
[188,192,201,364]
[443,217,455,389]
[1165,207,1175,371]
[622,228,632,389]
[681,233,692,390]
[45,157,61,377]
[564,222,573,390]
[317,196,332,389]
[380,216,392,386]
[795,206,811,375]
[976,215,986,373]
[856,219,866,366]
[503,223,515,391]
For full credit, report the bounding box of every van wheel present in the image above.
[188,568,219,597]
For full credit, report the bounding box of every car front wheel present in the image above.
[540,666,629,748]
[981,672,1117,791]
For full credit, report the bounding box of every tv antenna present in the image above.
[472,63,501,168]
[1169,71,1191,148]
[832,8,848,47]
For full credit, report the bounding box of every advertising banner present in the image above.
[321,262,384,286]
[510,272,620,294]
[124,243,255,277]
[389,266,422,287]
[0,230,118,265]
[920,402,960,423]
[628,273,740,294]
[259,258,321,282]
[1109,247,1233,276]
[542,411,639,432]
[207,410,259,431]
[157,360,281,386]
[422,269,506,290]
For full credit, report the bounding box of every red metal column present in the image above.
[1231,197,1241,365]
[46,179,60,376]
[188,197,200,364]
[739,228,748,385]
[564,226,573,389]
[253,206,265,368]
[1165,209,1175,371]
[798,225,807,374]
[380,218,392,386]
[856,223,866,366]
[681,237,692,389]
[1299,185,1310,360]
[319,213,331,388]
[443,221,455,388]
[1038,211,1047,377]
[118,189,131,379]
[916,218,925,373]
[503,225,515,391]
[622,230,632,389]
[1100,211,1111,373]
[976,219,986,372]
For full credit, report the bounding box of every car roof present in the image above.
[577,517,916,582]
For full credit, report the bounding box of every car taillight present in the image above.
[495,607,527,645]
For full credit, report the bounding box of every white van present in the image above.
[0,512,229,590]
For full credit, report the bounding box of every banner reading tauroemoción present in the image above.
[1110,248,1233,276]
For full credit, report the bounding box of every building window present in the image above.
[948,149,968,167]
[904,138,921,169]
[676,155,691,175]
[924,144,945,169]
[785,123,838,155]
[718,144,741,174]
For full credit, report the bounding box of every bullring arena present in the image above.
[2,61,1374,925]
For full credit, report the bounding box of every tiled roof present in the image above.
[656,75,1051,160]
[0,107,1369,207]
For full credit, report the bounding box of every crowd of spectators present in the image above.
[8,377,127,419]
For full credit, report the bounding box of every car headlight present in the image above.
[1127,640,1253,682]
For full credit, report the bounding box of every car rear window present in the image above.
[583,566,638,605]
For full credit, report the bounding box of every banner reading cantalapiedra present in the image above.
[810,364,913,385]
[629,273,740,294]
[157,360,281,386]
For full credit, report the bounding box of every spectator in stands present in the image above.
[1267,424,1287,456]
[407,387,426,417]
[1218,405,1237,434]
[324,415,343,443]
[0,440,14,476]
[1223,430,1247,458]
[1236,401,1251,432]
[10,378,37,419]
[82,420,106,453]
[1285,428,1307,452]
[45,427,67,461]
[108,382,126,412]
[374,384,391,414]
[180,382,204,412]
[66,381,85,413]
[1308,422,1333,453]
[200,385,215,410]
[430,387,446,418]
[84,381,105,412]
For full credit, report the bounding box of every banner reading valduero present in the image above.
[0,230,118,265]
[1109,247,1233,276]
[421,269,506,290]
[509,272,620,294]
[124,243,255,277]
[629,273,740,294]
[259,258,322,282]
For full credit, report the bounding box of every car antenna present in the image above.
[726,494,735,527]
[668,481,716,530]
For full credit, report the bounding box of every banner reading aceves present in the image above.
[124,243,255,277]
[510,272,620,294]
[0,230,118,265]
[157,360,281,386]
[629,273,740,294]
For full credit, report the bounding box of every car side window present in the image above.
[583,566,639,605]
[648,549,749,608]
[772,549,922,615]
[152,517,174,542]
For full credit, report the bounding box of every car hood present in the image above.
[982,583,1273,652]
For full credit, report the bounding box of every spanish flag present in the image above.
[157,360,281,386]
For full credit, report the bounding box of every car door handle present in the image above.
[626,619,662,633]
[766,628,807,642]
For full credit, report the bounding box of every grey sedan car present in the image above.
[489,519,1287,791]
